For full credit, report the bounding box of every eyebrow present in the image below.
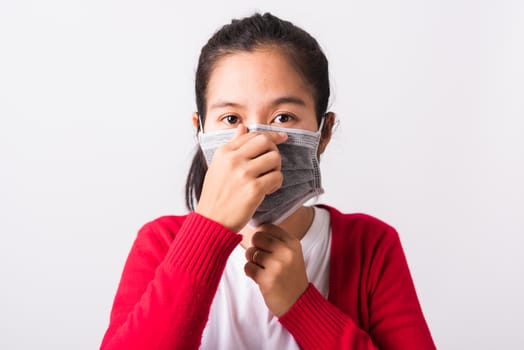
[209,96,307,110]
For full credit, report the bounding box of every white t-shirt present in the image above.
[200,206,332,350]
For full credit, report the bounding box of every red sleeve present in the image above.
[279,227,436,350]
[100,212,242,350]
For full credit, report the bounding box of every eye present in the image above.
[221,114,240,126]
[273,113,294,124]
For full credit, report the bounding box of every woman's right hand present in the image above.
[196,124,288,232]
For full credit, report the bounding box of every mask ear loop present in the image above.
[319,113,340,137]
[316,113,335,162]
[332,118,340,135]
[317,115,326,134]
[197,113,204,133]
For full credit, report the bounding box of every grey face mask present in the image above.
[198,119,325,227]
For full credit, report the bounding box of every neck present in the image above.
[239,206,315,249]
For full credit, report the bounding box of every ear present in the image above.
[318,112,336,155]
[192,112,200,134]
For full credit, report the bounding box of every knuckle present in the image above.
[251,236,261,247]
[244,263,255,277]
[280,249,294,264]
[276,171,284,184]
[273,260,285,275]
[237,165,250,181]
[247,180,263,197]
[251,132,263,142]
[228,151,243,169]
[253,231,264,242]
[268,150,281,164]
[261,274,275,287]
[258,133,273,147]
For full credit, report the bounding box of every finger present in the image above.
[256,224,292,243]
[245,246,269,268]
[225,125,259,150]
[252,130,288,145]
[233,123,248,138]
[244,261,263,280]
[251,231,280,252]
[270,131,288,145]
[246,150,282,177]
[238,133,282,160]
[254,169,284,195]
[230,130,288,153]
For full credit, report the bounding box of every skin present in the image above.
[192,46,335,317]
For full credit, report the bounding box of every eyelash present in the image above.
[220,113,295,125]
[221,115,240,125]
[273,113,295,123]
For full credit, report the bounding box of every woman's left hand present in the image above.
[244,224,309,317]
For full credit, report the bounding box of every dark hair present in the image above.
[185,12,330,211]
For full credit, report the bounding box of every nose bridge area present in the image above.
[244,111,268,126]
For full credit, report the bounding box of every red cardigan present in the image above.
[100,205,436,349]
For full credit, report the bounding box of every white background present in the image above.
[1,1,523,349]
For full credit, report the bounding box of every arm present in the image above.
[100,213,242,350]
[101,126,286,349]
[279,228,436,350]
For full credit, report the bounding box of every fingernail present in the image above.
[278,132,287,138]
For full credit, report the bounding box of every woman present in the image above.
[101,12,436,350]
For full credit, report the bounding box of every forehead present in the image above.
[206,47,315,107]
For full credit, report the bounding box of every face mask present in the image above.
[198,119,325,227]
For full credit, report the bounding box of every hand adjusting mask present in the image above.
[198,117,325,227]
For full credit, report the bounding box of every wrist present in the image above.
[195,206,241,232]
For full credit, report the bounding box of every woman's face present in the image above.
[199,47,319,133]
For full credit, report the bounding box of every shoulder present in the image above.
[319,205,408,297]
[317,204,400,247]
[132,214,190,252]
[140,214,189,235]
